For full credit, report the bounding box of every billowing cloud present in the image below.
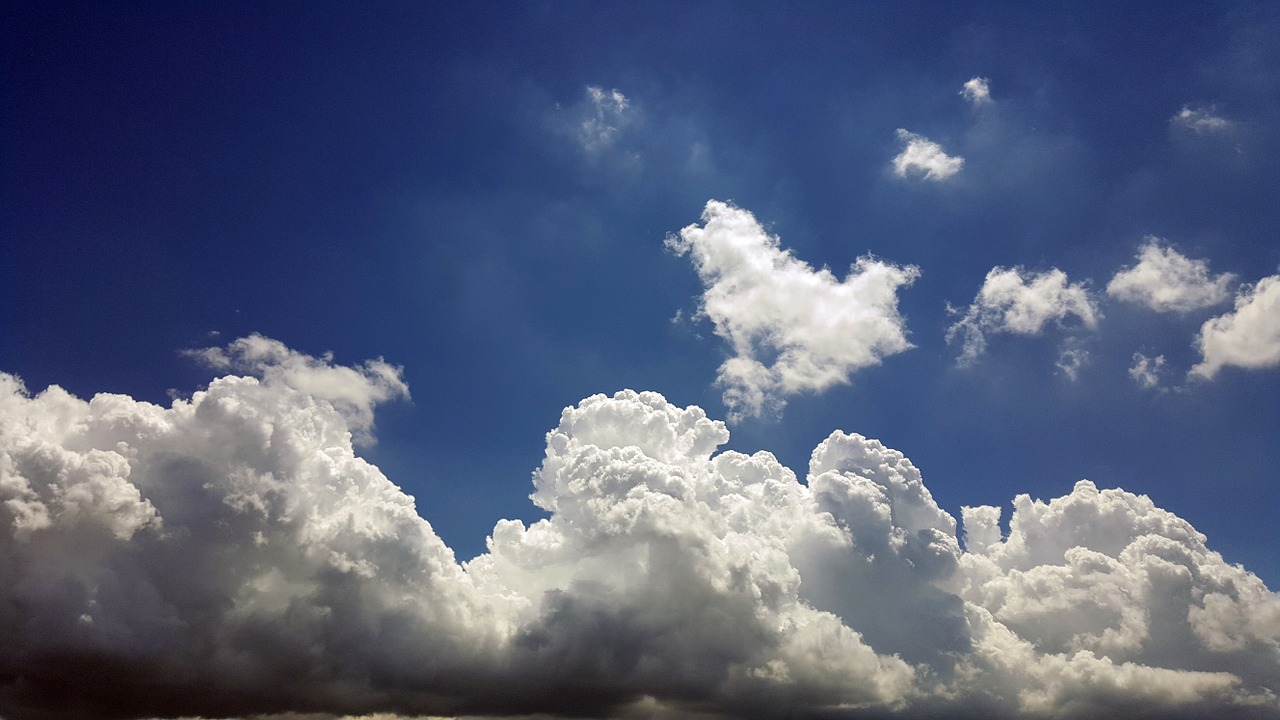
[961,76,992,105]
[1129,353,1167,390]
[666,200,920,420]
[1190,274,1280,379]
[892,129,965,181]
[2,340,1279,720]
[1107,239,1235,313]
[946,267,1100,366]
[1171,105,1234,134]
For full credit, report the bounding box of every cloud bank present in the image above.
[1107,239,1235,313]
[666,201,920,419]
[947,267,1100,366]
[892,130,965,181]
[1,339,1278,720]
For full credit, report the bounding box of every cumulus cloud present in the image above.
[892,130,965,181]
[665,200,920,420]
[1172,105,1234,134]
[2,340,1279,719]
[1190,274,1280,379]
[961,76,992,105]
[1107,239,1235,313]
[946,267,1101,366]
[1129,353,1167,390]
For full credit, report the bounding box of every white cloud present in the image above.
[1107,238,1235,313]
[666,200,920,420]
[961,76,992,105]
[1172,105,1234,134]
[946,267,1101,366]
[1129,353,1167,389]
[1055,345,1089,381]
[2,344,1279,719]
[892,129,965,181]
[579,85,631,154]
[1190,273,1280,379]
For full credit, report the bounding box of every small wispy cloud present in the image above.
[1129,352,1167,390]
[892,129,964,181]
[1171,105,1233,134]
[578,85,632,155]
[960,76,992,105]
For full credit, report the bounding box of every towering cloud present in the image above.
[892,130,965,181]
[947,267,1100,366]
[1,339,1278,719]
[1107,239,1234,313]
[1190,274,1280,379]
[667,200,919,420]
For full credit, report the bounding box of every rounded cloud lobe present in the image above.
[1191,274,1280,380]
[1,340,1278,720]
[1107,239,1235,314]
[667,201,920,420]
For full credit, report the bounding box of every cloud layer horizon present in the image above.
[2,337,1276,720]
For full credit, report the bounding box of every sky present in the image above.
[2,2,1279,719]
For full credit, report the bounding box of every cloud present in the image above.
[1107,239,1235,313]
[1190,274,1280,379]
[1171,106,1234,134]
[961,76,992,105]
[946,267,1101,366]
[1129,353,1167,390]
[665,200,920,420]
[2,341,1279,719]
[578,86,632,155]
[1055,345,1090,382]
[892,130,965,181]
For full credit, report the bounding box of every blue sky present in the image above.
[3,3,1280,718]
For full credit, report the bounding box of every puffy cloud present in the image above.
[2,340,1279,719]
[1190,274,1280,379]
[1172,106,1234,134]
[1129,353,1167,390]
[1107,239,1235,313]
[946,267,1101,366]
[666,201,920,420]
[892,129,965,181]
[961,77,992,105]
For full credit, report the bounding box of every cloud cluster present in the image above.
[892,130,965,181]
[2,340,1279,720]
[1107,239,1235,313]
[946,267,1100,366]
[666,201,920,420]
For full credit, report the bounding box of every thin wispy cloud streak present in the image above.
[1,339,1277,720]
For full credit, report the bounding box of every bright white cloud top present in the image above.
[2,339,1278,720]
[947,267,1100,366]
[892,129,965,181]
[961,76,992,105]
[667,201,919,420]
[1107,238,1235,313]
[1191,274,1280,380]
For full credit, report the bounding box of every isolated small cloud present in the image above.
[1171,105,1234,134]
[947,267,1100,366]
[892,129,965,181]
[579,85,631,154]
[2,352,1279,719]
[1190,274,1280,379]
[1056,345,1090,381]
[1107,238,1235,313]
[961,76,992,105]
[1129,353,1167,389]
[666,200,919,420]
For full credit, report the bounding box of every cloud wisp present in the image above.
[1171,105,1234,134]
[666,201,920,420]
[961,76,992,105]
[1107,238,1235,313]
[946,267,1100,366]
[2,339,1279,720]
[892,130,965,181]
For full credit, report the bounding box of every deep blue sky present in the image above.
[4,2,1278,584]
